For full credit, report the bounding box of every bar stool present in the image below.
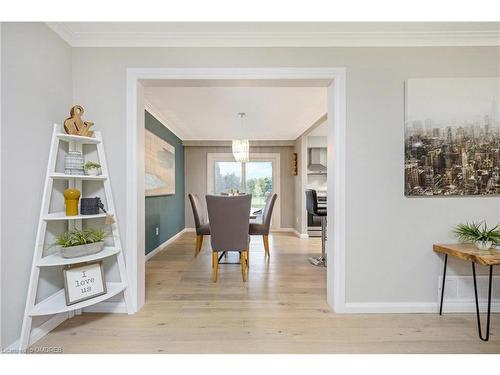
[305,189,327,267]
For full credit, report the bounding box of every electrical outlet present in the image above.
[155,227,159,236]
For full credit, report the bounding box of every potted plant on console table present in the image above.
[453,221,500,250]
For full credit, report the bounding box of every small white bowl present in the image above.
[85,168,101,176]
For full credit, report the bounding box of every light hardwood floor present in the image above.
[33,232,499,353]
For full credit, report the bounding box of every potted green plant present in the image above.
[83,161,101,176]
[54,228,107,258]
[453,221,500,250]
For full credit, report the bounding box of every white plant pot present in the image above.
[85,168,101,176]
[60,241,104,258]
[474,240,493,250]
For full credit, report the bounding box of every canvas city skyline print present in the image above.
[405,77,500,196]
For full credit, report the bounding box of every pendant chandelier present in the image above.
[232,112,249,162]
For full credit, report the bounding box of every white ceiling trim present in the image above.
[144,101,187,140]
[47,22,75,46]
[47,23,500,47]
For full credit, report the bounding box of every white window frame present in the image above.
[207,152,281,228]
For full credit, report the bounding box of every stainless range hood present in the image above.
[307,148,327,174]
[308,163,327,174]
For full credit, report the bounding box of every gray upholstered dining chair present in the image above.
[249,193,277,258]
[205,194,251,282]
[188,193,210,257]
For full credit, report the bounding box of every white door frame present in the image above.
[206,152,281,229]
[126,68,346,313]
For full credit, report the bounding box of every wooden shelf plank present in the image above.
[29,282,126,316]
[433,243,500,266]
[37,247,121,267]
[50,173,107,181]
[43,212,108,221]
[57,133,100,144]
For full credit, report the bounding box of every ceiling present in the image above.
[47,22,500,47]
[144,85,328,140]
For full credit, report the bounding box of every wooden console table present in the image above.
[433,243,500,341]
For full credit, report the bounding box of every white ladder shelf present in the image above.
[19,124,132,351]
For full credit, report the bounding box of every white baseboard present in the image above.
[4,313,68,353]
[439,300,500,313]
[83,301,128,314]
[271,228,309,238]
[145,228,189,261]
[270,227,293,232]
[343,302,438,313]
[293,229,309,239]
[343,300,500,314]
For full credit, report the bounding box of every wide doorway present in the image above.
[126,69,347,313]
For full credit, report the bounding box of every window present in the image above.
[245,161,273,210]
[208,153,280,228]
[214,161,242,195]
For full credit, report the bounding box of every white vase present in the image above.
[474,240,493,250]
[65,151,84,175]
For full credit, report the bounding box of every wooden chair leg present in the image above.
[212,252,219,282]
[195,235,203,257]
[240,251,248,282]
[246,249,249,269]
[263,235,270,257]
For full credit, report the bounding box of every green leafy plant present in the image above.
[453,221,500,245]
[54,228,107,248]
[83,161,101,170]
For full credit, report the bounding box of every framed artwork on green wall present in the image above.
[145,129,176,196]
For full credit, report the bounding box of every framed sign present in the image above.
[63,261,106,305]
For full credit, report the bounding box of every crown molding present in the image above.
[47,23,500,47]
[47,22,76,46]
[144,101,186,140]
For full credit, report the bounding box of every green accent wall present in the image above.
[145,111,185,255]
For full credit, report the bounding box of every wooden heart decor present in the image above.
[63,105,94,137]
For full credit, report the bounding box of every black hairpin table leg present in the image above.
[472,263,493,342]
[439,254,448,315]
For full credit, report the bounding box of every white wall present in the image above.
[1,23,73,348]
[307,136,327,148]
[70,45,500,306]
[294,134,308,234]
[1,25,499,348]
